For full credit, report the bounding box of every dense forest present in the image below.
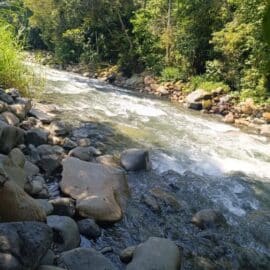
[1,0,270,102]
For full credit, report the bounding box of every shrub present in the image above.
[161,67,182,81]
[0,23,30,93]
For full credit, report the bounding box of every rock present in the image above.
[77,219,101,239]
[260,125,270,137]
[57,248,116,270]
[6,88,20,98]
[38,266,64,270]
[47,215,80,252]
[141,194,160,212]
[157,86,169,95]
[0,101,7,113]
[191,209,227,229]
[202,99,212,110]
[25,175,49,198]
[0,89,14,104]
[60,157,129,222]
[9,148,25,168]
[9,102,31,120]
[120,149,150,171]
[96,155,121,168]
[1,111,20,126]
[25,128,49,146]
[77,138,91,147]
[223,112,235,124]
[144,76,156,86]
[188,102,203,110]
[126,237,181,270]
[49,198,75,217]
[29,108,54,124]
[2,150,27,188]
[240,98,256,114]
[262,112,270,123]
[40,249,56,266]
[119,246,137,263]
[186,89,211,104]
[0,180,46,222]
[0,128,12,152]
[49,121,69,136]
[62,137,77,150]
[24,160,40,179]
[20,117,40,130]
[0,222,52,270]
[69,146,101,162]
[36,199,54,216]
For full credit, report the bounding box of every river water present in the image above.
[36,65,270,269]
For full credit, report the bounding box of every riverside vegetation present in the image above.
[0,1,270,270]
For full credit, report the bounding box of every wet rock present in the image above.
[119,246,137,263]
[47,215,80,252]
[57,248,116,270]
[60,157,129,222]
[49,197,75,217]
[192,209,227,230]
[1,111,20,126]
[120,149,150,171]
[36,199,54,216]
[96,155,121,168]
[0,124,24,154]
[141,194,160,212]
[77,219,101,239]
[0,180,46,222]
[126,237,181,270]
[25,128,49,146]
[0,101,7,113]
[0,222,52,270]
[0,89,14,104]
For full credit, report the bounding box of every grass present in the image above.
[0,23,31,95]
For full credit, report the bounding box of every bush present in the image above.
[161,67,181,81]
[186,75,230,93]
[0,23,30,93]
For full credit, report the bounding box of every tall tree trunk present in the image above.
[166,0,172,65]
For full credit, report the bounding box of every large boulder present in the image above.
[47,215,80,252]
[185,89,212,110]
[0,122,24,154]
[60,157,129,222]
[0,179,46,222]
[0,222,52,270]
[57,248,116,270]
[126,237,181,270]
[120,149,150,171]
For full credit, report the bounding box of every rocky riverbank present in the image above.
[1,84,270,270]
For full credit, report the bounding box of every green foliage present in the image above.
[161,67,181,81]
[0,23,30,93]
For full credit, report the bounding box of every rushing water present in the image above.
[36,65,270,269]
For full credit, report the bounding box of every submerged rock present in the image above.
[77,218,101,239]
[119,246,137,263]
[192,209,227,229]
[120,148,150,171]
[126,237,181,270]
[0,222,52,270]
[60,157,129,222]
[57,248,116,270]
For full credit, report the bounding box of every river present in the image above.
[35,65,270,269]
